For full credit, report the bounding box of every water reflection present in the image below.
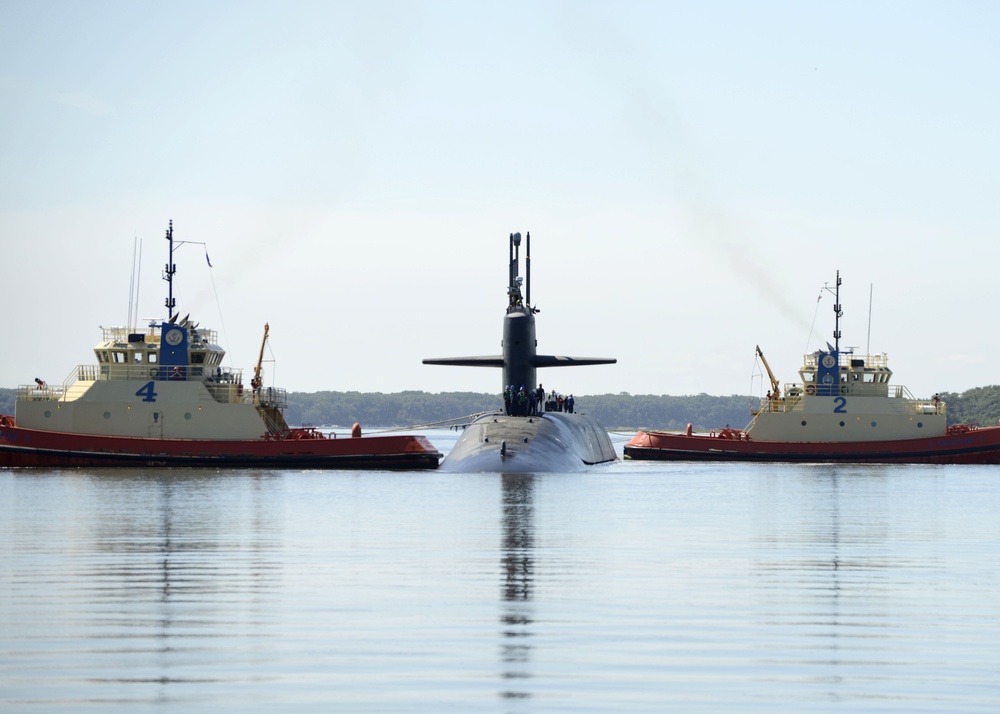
[68,470,283,701]
[750,465,949,698]
[499,473,535,701]
[6,462,997,712]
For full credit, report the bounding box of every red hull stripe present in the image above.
[0,424,441,469]
[624,428,1000,465]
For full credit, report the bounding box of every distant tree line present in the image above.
[938,386,1000,429]
[285,390,755,431]
[3,386,1000,431]
[0,389,14,416]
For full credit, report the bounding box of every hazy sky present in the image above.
[2,1,998,400]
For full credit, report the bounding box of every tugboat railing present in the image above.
[16,384,64,401]
[100,325,220,346]
[752,385,946,416]
[254,387,288,410]
[803,352,891,369]
[18,364,251,405]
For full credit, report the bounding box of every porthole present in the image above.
[801,420,807,427]
[43,410,52,419]
[104,412,111,419]
[917,422,923,428]
[839,421,845,427]
[185,413,192,420]
[871,421,877,427]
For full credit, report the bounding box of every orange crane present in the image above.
[756,344,781,399]
[251,323,269,393]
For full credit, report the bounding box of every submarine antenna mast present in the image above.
[509,232,517,292]
[526,231,531,307]
[508,232,524,312]
[164,220,176,321]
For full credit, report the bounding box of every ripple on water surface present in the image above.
[1,459,999,712]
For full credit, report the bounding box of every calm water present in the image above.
[2,430,999,713]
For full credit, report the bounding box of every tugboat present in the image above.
[625,272,1000,464]
[424,231,617,472]
[0,221,441,469]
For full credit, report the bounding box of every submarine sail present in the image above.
[423,231,617,472]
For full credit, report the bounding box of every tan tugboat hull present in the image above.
[2,221,442,470]
[626,271,1000,464]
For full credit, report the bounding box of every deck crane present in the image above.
[251,323,269,393]
[755,345,781,400]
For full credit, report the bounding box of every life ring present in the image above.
[806,385,816,396]
[170,366,183,380]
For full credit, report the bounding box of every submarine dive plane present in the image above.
[423,231,617,472]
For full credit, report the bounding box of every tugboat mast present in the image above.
[833,270,842,354]
[162,220,209,323]
[164,220,177,321]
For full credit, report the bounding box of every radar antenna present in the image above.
[162,220,210,321]
[821,270,843,354]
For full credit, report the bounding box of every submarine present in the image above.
[423,231,618,472]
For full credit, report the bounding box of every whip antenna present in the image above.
[866,283,873,356]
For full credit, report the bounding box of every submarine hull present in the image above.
[440,411,618,473]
